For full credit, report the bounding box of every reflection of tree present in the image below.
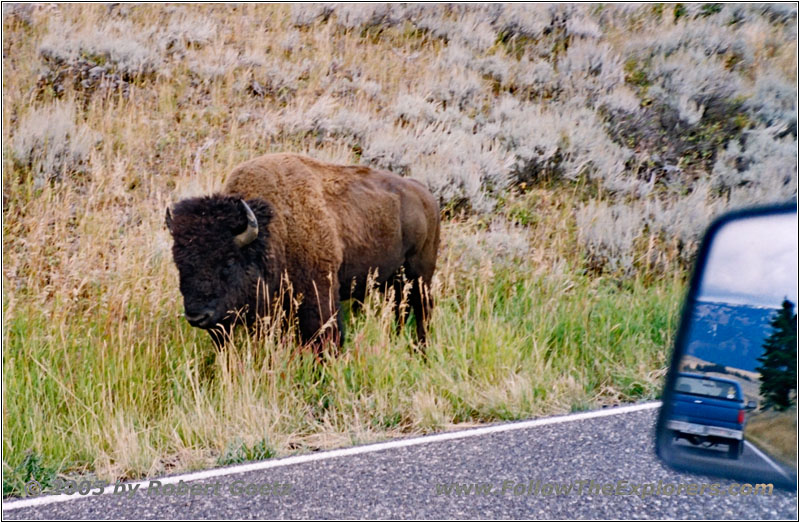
[756,299,797,411]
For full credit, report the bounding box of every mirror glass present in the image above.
[659,208,797,488]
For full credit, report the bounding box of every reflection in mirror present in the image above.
[663,210,797,485]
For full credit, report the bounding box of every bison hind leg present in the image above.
[387,267,432,347]
[402,254,434,346]
[408,276,432,345]
[383,269,410,335]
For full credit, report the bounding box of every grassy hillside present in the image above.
[2,4,796,495]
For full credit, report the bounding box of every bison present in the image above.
[165,153,440,351]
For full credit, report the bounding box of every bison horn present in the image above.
[234,199,259,248]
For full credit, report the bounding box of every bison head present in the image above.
[165,195,274,332]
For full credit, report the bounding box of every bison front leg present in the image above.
[208,328,227,348]
[297,280,343,355]
[297,303,342,354]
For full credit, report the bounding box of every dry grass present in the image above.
[747,408,797,470]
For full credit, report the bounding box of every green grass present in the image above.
[2,249,684,496]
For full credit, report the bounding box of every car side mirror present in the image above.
[655,203,797,490]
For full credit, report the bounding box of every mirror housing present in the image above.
[656,203,797,490]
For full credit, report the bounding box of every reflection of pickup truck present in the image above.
[667,373,753,459]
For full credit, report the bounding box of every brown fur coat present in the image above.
[222,153,440,346]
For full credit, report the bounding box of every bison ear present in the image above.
[165,207,173,233]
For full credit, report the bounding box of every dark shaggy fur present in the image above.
[166,153,440,351]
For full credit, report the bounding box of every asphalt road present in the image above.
[5,404,797,519]
[670,436,796,485]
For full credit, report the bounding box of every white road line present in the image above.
[744,440,792,482]
[3,402,661,511]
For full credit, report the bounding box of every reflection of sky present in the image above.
[699,212,798,308]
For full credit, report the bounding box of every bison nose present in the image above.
[185,308,215,328]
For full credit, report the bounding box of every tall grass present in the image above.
[2,3,792,496]
[3,190,683,495]
[2,237,684,493]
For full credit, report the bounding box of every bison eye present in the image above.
[220,258,237,280]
